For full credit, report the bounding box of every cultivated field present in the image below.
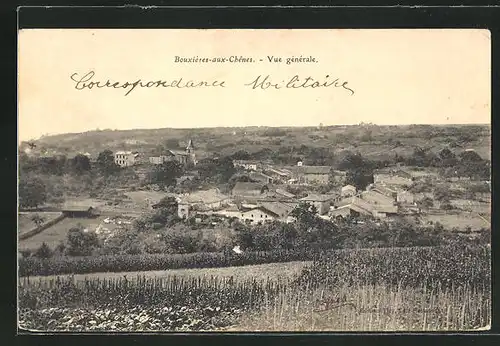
[20,261,310,284]
[18,245,491,332]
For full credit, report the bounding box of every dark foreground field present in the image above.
[18,244,490,332]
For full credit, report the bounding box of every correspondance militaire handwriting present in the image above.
[70,71,355,96]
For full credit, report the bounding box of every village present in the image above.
[17,132,492,254]
[111,139,490,227]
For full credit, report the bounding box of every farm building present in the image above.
[330,203,373,219]
[373,168,413,186]
[177,189,230,218]
[300,194,337,215]
[249,171,274,184]
[294,166,332,185]
[232,182,269,198]
[369,184,399,199]
[257,201,298,222]
[61,206,99,218]
[263,168,292,182]
[235,203,295,225]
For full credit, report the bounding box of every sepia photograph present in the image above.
[17,28,491,332]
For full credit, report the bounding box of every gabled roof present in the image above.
[258,201,297,217]
[275,188,295,198]
[168,149,189,157]
[300,194,334,202]
[179,189,229,204]
[342,184,356,191]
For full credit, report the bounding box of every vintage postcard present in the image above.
[18,29,491,332]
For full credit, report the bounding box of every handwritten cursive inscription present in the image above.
[244,75,355,95]
[70,71,226,96]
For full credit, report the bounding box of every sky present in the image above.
[18,29,491,141]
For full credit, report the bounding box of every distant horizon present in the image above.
[19,30,490,144]
[19,121,491,143]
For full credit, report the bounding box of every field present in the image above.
[21,261,311,284]
[421,212,490,230]
[18,245,491,332]
[18,212,62,236]
[18,216,118,251]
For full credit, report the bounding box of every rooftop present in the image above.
[296,166,332,175]
[179,189,229,204]
[300,194,334,202]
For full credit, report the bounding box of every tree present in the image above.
[459,150,483,163]
[338,152,374,190]
[417,197,434,210]
[70,154,91,175]
[231,150,250,160]
[438,148,458,167]
[96,149,120,175]
[149,161,183,188]
[65,226,100,256]
[19,176,47,209]
[33,242,53,259]
[31,213,46,228]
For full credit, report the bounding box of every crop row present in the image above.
[19,248,322,277]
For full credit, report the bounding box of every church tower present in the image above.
[185,139,197,165]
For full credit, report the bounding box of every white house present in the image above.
[114,151,139,167]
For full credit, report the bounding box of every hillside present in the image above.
[20,124,491,162]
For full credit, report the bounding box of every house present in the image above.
[114,151,139,167]
[295,166,332,185]
[397,191,415,204]
[341,184,357,198]
[300,194,336,215]
[249,171,274,184]
[152,139,197,166]
[370,184,399,199]
[235,202,296,225]
[360,190,397,206]
[62,206,99,218]
[177,189,230,218]
[330,203,373,219]
[358,192,398,218]
[275,188,296,199]
[333,195,398,219]
[264,168,292,182]
[373,168,413,186]
[233,160,261,171]
[232,182,269,198]
[238,206,280,224]
[149,155,169,165]
[330,170,348,184]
